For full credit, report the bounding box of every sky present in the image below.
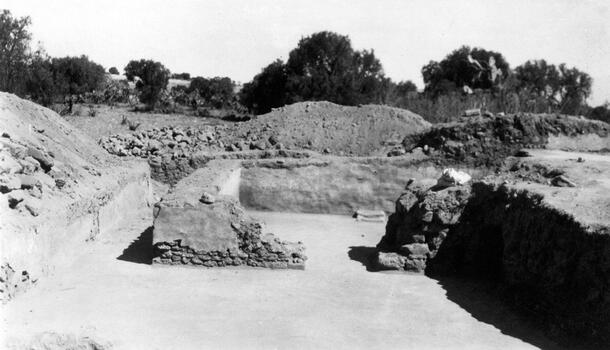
[5,0,610,105]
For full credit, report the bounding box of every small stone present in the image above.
[399,243,430,258]
[0,175,21,193]
[55,178,66,189]
[375,252,407,271]
[26,147,53,172]
[17,174,41,189]
[1,132,10,138]
[199,192,215,204]
[25,203,39,216]
[577,157,585,163]
[551,175,576,188]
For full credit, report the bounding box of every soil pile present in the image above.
[232,101,430,156]
[100,101,430,159]
[400,113,609,167]
[0,93,151,302]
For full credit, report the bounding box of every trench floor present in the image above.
[2,211,561,349]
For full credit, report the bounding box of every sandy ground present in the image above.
[1,211,561,350]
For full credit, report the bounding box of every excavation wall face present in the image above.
[239,157,488,215]
[152,164,307,269]
[377,181,610,344]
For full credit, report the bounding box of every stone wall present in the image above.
[152,166,307,269]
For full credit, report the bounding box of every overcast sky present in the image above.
[5,0,610,105]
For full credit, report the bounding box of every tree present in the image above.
[239,60,288,114]
[0,10,32,93]
[557,63,592,114]
[124,59,170,108]
[386,80,418,106]
[188,76,235,108]
[587,103,610,123]
[108,66,119,75]
[241,31,390,113]
[422,46,509,96]
[285,31,388,105]
[51,55,106,97]
[24,48,54,105]
[514,60,592,114]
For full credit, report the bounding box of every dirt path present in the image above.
[2,211,559,349]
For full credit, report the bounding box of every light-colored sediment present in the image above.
[2,211,557,350]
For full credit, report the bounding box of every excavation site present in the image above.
[1,92,609,349]
[1,3,610,349]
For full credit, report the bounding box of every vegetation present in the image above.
[240,31,390,114]
[124,59,170,109]
[0,14,605,122]
[188,76,235,109]
[0,10,31,94]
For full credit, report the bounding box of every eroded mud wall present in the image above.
[239,158,486,215]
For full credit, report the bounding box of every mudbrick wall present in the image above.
[376,181,610,345]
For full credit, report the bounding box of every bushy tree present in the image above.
[241,31,390,114]
[124,59,170,108]
[514,60,592,115]
[239,60,288,114]
[108,66,119,75]
[0,10,32,93]
[587,103,610,123]
[24,48,54,105]
[188,76,235,108]
[285,31,388,105]
[51,55,105,97]
[386,80,418,106]
[422,46,509,96]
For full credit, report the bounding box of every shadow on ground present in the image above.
[347,246,380,272]
[432,276,575,350]
[117,226,153,264]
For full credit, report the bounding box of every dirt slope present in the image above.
[0,93,151,303]
[231,101,431,156]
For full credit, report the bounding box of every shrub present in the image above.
[124,59,170,109]
[108,67,119,75]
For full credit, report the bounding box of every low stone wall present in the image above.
[152,165,307,269]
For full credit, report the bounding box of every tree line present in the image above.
[1,10,608,122]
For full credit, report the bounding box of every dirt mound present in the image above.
[400,113,609,167]
[230,101,431,156]
[0,93,151,302]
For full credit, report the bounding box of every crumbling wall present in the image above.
[152,165,307,269]
[376,181,610,344]
[401,113,609,167]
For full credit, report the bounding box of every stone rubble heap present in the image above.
[375,177,471,272]
[99,125,285,160]
[0,133,67,217]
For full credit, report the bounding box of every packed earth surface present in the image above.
[1,94,609,349]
